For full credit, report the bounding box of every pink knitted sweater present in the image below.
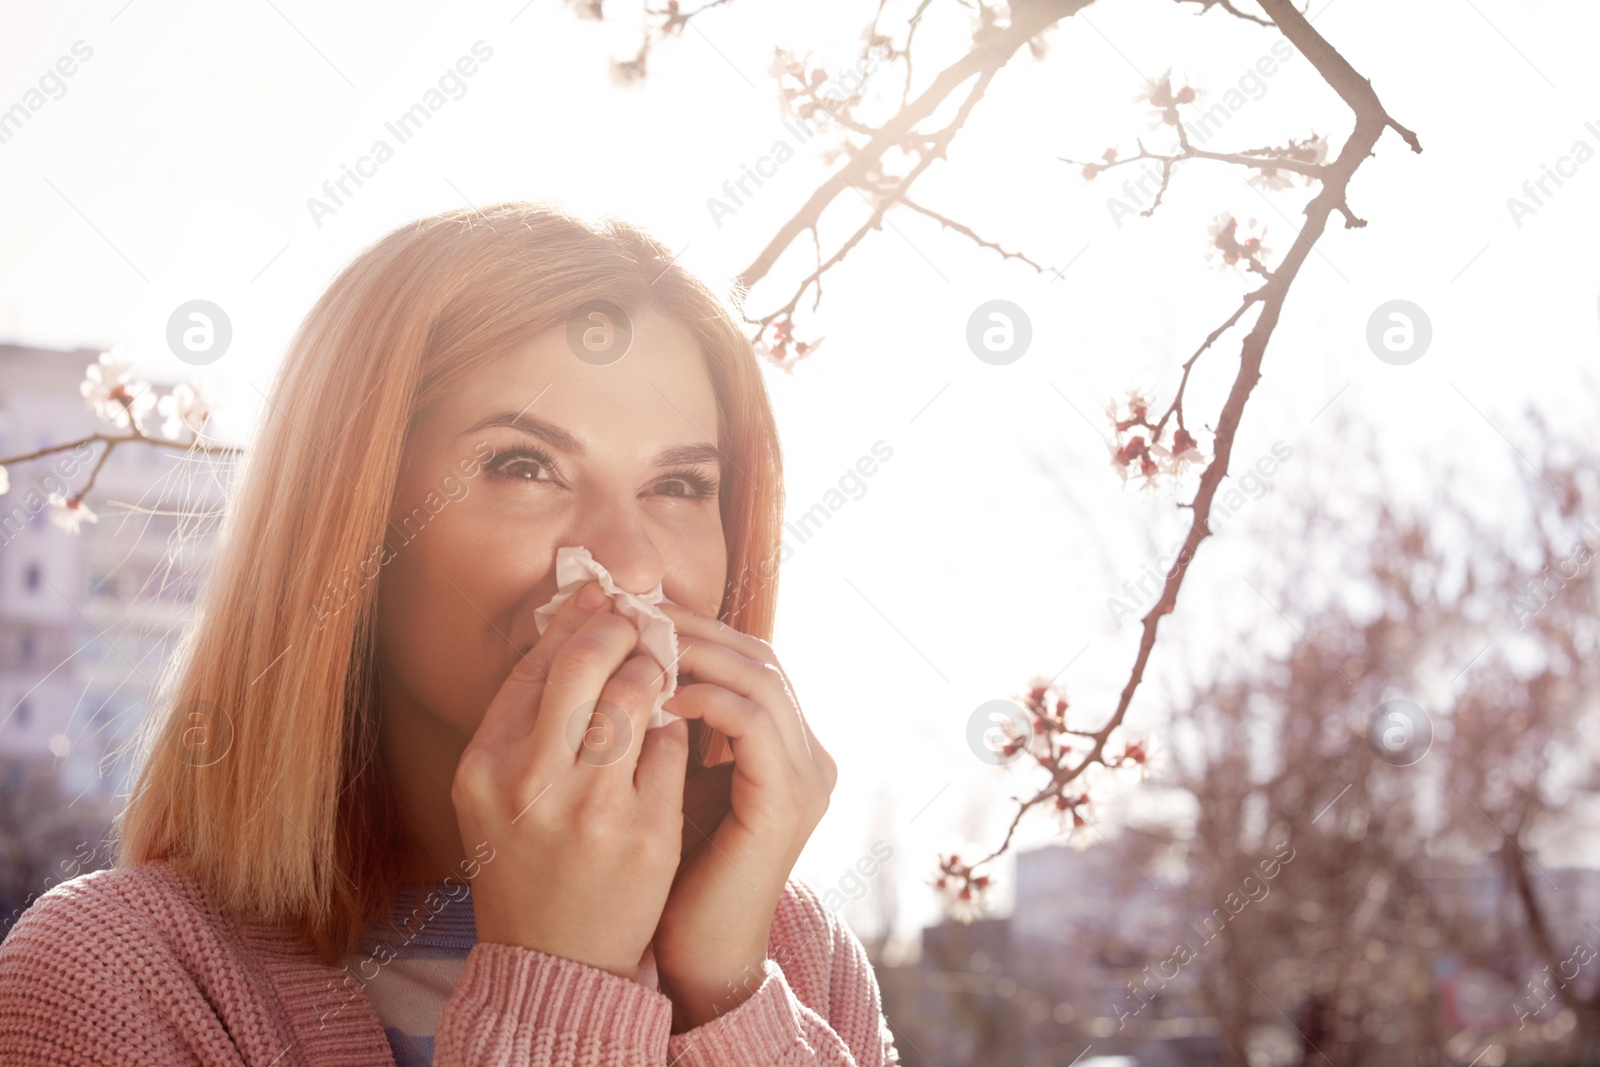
[0,860,899,1065]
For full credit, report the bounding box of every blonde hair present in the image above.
[117,202,785,964]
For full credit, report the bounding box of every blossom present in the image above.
[1104,387,1158,486]
[1103,388,1209,489]
[157,379,222,441]
[80,346,156,432]
[1046,757,1122,848]
[1053,791,1101,850]
[932,851,994,924]
[767,46,803,85]
[47,493,98,534]
[751,316,823,374]
[1148,427,1206,480]
[1108,433,1160,487]
[1106,732,1168,783]
[1106,387,1155,433]
[1134,70,1197,129]
[608,50,648,87]
[0,465,8,496]
[1247,166,1296,192]
[1025,673,1057,707]
[658,0,688,34]
[1247,134,1329,191]
[1205,212,1269,272]
[860,28,896,58]
[1079,147,1120,181]
[1287,132,1329,167]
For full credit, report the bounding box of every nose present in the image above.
[565,496,666,598]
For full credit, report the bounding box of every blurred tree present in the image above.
[1156,414,1600,1066]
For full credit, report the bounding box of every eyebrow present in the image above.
[459,411,725,469]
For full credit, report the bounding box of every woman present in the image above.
[0,203,900,1066]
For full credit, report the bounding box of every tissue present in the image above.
[531,546,682,729]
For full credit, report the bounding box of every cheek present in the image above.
[673,517,729,617]
[375,505,552,733]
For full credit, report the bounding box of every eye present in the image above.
[656,469,720,500]
[486,446,557,483]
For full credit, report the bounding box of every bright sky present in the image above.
[3,0,1597,955]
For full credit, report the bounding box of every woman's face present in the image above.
[373,306,728,741]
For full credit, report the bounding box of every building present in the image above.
[875,834,1226,1067]
[0,339,230,920]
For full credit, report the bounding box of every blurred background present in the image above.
[1,1,1597,1064]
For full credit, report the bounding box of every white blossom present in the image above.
[1149,437,1206,479]
[1107,732,1168,784]
[1248,167,1296,192]
[157,379,222,440]
[47,493,98,534]
[80,346,156,432]
[1068,823,1098,850]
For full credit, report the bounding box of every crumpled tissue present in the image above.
[531,545,682,729]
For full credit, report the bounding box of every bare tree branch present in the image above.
[897,196,1056,272]
[738,0,1093,294]
[2,431,240,509]
[1173,0,1273,26]
[940,0,1423,901]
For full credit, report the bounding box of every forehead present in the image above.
[440,309,720,447]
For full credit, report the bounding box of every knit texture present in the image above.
[0,860,900,1066]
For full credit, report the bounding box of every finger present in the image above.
[475,579,612,751]
[580,651,671,785]
[519,578,613,688]
[634,714,692,833]
[669,637,812,766]
[520,610,643,776]
[657,602,817,740]
[657,602,783,676]
[674,636,835,798]
[662,681,796,787]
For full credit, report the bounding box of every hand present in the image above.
[648,603,838,1031]
[452,579,690,979]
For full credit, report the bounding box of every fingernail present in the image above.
[577,582,609,610]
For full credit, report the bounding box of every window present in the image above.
[24,562,41,592]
